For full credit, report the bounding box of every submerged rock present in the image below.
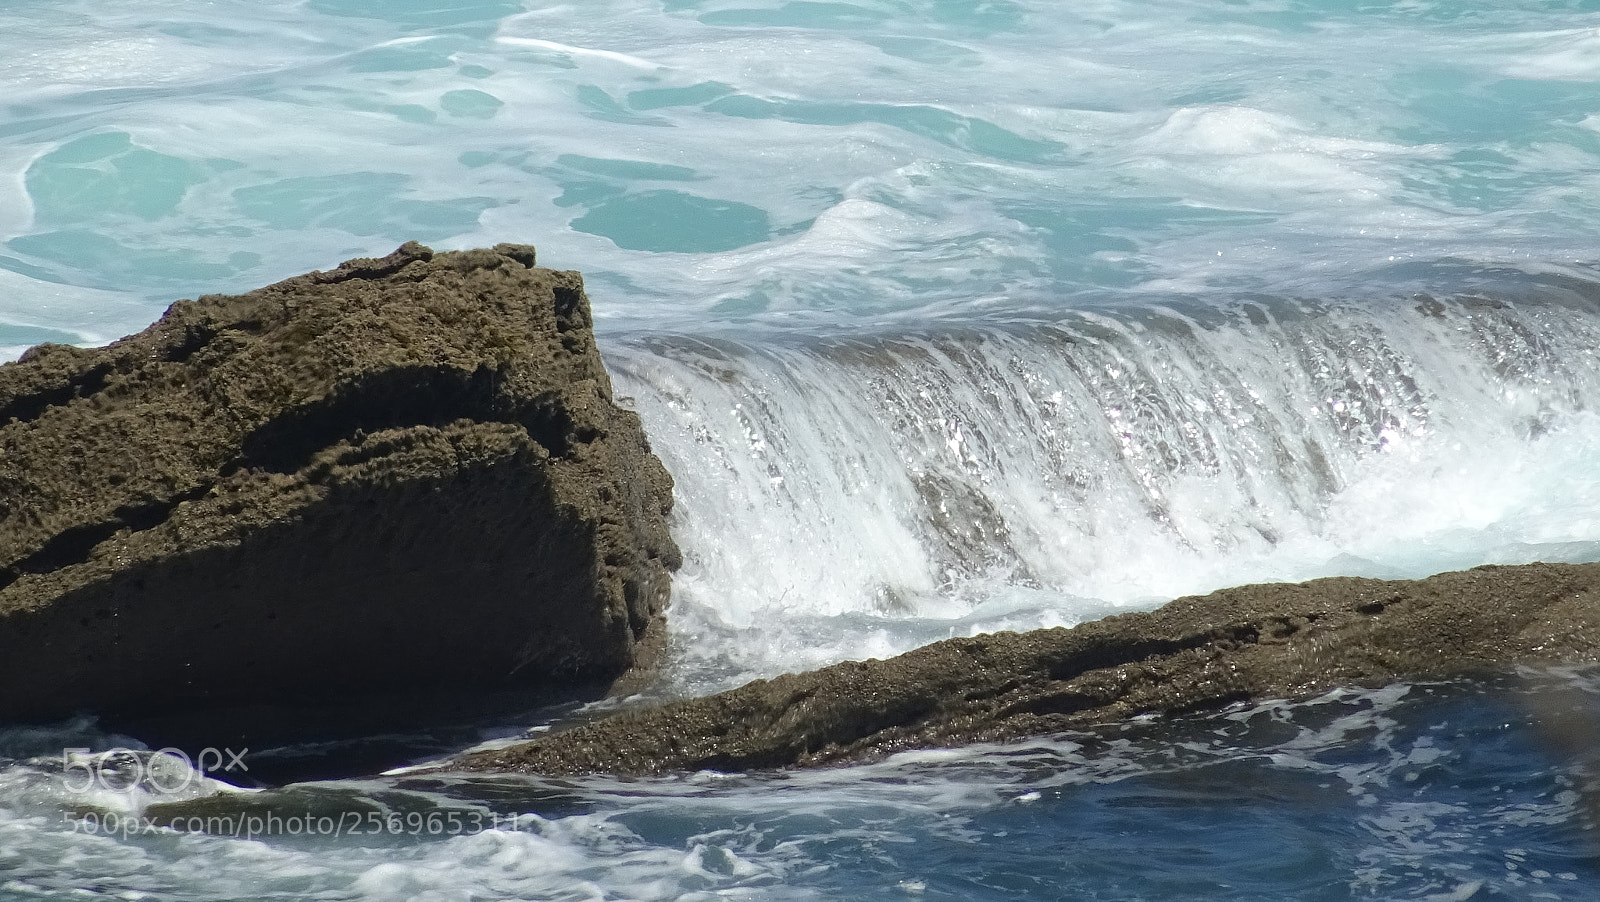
[0,242,680,726]
[452,562,1600,775]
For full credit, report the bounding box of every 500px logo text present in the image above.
[61,747,248,794]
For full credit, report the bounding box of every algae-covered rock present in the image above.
[451,561,1600,775]
[0,242,680,725]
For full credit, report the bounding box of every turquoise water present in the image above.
[6,0,1600,333]
[5,0,1600,898]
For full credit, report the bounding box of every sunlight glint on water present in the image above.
[4,0,1600,899]
[610,295,1600,693]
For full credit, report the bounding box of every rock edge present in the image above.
[450,561,1600,775]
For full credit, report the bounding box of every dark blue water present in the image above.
[6,0,1600,897]
[6,673,1600,899]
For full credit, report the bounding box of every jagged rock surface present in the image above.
[452,562,1600,775]
[0,242,680,724]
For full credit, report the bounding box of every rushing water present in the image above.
[5,0,1600,898]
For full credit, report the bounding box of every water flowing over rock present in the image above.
[0,242,680,727]
[451,562,1600,775]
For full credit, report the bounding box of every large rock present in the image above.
[0,242,680,726]
[451,562,1600,775]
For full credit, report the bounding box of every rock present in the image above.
[0,242,680,726]
[450,561,1600,775]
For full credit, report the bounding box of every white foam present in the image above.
[0,6,327,104]
[0,0,1594,326]
[1133,105,1424,205]
[3,0,1600,895]
[1498,28,1600,80]
[0,269,161,347]
[494,36,662,70]
[613,296,1600,690]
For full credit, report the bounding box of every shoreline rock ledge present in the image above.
[0,242,680,726]
[451,562,1600,776]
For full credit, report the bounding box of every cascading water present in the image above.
[6,0,1600,897]
[610,290,1600,694]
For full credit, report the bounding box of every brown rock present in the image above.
[0,242,680,725]
[450,561,1600,775]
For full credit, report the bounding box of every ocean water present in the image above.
[4,0,1600,898]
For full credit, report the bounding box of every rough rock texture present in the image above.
[452,562,1600,775]
[0,242,680,724]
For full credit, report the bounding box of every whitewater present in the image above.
[5,0,1600,898]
